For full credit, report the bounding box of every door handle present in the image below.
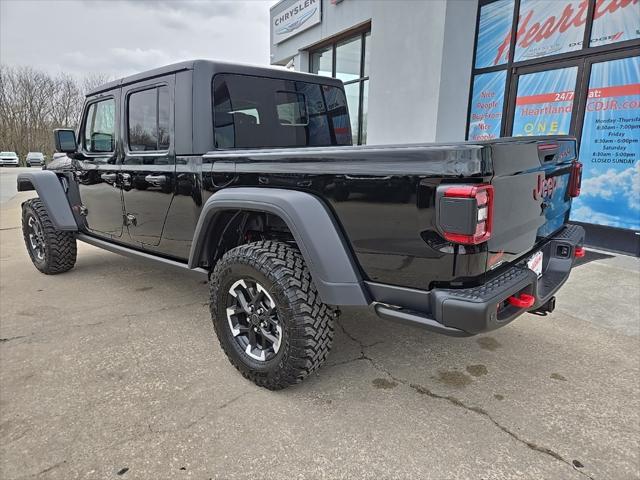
[145,174,167,186]
[100,172,117,183]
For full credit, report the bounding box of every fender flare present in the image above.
[17,171,77,231]
[188,188,370,306]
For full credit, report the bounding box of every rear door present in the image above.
[120,75,176,247]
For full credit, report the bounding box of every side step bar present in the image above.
[374,304,471,337]
[76,234,208,279]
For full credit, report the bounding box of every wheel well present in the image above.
[200,210,296,269]
[17,178,35,192]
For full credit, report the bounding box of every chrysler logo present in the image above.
[275,7,317,34]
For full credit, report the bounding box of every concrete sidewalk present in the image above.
[1,192,638,480]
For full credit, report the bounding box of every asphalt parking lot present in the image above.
[1,180,639,479]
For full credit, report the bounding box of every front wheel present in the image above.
[21,198,77,274]
[209,241,334,390]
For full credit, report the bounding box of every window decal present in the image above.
[572,56,640,230]
[475,0,515,68]
[512,66,578,136]
[508,0,587,64]
[590,0,640,47]
[468,70,507,140]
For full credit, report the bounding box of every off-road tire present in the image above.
[209,240,334,390]
[21,198,77,274]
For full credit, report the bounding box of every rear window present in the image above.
[212,74,351,149]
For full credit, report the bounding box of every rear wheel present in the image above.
[21,198,77,274]
[209,240,334,390]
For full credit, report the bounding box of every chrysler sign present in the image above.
[272,0,321,44]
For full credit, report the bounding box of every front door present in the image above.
[76,93,123,238]
[120,76,176,247]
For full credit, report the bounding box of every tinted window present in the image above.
[213,74,350,149]
[128,86,170,151]
[275,92,308,126]
[84,98,115,153]
[158,86,170,149]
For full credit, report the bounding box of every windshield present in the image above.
[0,152,17,157]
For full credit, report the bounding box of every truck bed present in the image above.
[203,136,580,291]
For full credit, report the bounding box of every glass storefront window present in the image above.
[514,0,586,62]
[335,36,362,83]
[343,82,360,145]
[363,32,371,77]
[361,80,369,144]
[309,29,370,144]
[469,0,639,237]
[590,0,640,47]
[475,0,515,68]
[310,47,332,77]
[572,56,640,230]
[468,70,507,140]
[512,66,578,136]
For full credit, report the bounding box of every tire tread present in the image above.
[209,240,334,390]
[22,198,77,274]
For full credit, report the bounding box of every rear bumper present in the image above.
[372,224,585,336]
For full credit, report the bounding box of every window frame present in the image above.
[466,0,640,140]
[125,83,171,154]
[80,95,117,156]
[308,23,371,145]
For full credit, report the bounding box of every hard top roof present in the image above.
[86,59,343,96]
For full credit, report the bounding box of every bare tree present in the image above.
[0,65,111,163]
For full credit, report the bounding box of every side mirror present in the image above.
[54,128,77,154]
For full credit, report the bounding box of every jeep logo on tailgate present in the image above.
[533,174,558,200]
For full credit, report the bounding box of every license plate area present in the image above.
[527,250,544,278]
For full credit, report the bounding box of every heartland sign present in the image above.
[272,0,322,45]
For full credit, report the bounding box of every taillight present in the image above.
[568,161,582,198]
[439,184,494,245]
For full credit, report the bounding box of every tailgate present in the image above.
[487,137,578,270]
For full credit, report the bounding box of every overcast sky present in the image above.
[0,0,273,79]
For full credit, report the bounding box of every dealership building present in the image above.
[269,0,639,255]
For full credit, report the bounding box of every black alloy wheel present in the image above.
[226,278,283,362]
[25,213,46,263]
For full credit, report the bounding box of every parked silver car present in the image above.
[26,152,45,167]
[0,151,20,167]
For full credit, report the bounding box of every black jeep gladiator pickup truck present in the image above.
[18,60,584,389]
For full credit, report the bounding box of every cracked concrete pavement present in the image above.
[1,189,639,480]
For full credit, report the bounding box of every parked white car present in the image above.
[0,151,19,167]
[26,152,45,167]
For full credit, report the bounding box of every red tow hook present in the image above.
[575,246,586,258]
[507,293,536,309]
